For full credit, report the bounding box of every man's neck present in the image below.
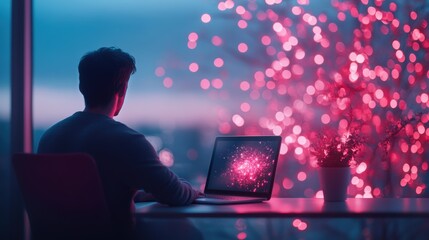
[83,94,120,118]
[83,106,115,118]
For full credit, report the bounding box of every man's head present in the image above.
[78,47,136,115]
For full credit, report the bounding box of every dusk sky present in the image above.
[1,0,222,128]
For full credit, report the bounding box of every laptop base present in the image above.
[193,196,267,205]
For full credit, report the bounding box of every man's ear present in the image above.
[118,83,127,97]
[117,69,131,97]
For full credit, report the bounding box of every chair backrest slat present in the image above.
[13,153,113,240]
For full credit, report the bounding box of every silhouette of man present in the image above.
[37,47,202,239]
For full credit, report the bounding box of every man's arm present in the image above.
[122,134,200,206]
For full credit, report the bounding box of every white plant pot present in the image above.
[319,167,350,202]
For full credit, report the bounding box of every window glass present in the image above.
[33,0,429,200]
[0,0,11,235]
[33,0,211,183]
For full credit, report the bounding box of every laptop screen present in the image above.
[204,136,281,198]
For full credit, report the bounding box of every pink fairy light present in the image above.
[154,67,165,77]
[238,43,248,53]
[211,36,223,46]
[188,32,198,42]
[200,79,210,90]
[201,13,211,23]
[237,20,248,29]
[163,77,173,88]
[159,0,429,208]
[240,102,251,112]
[213,57,224,67]
[188,62,199,73]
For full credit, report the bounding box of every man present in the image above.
[37,47,201,239]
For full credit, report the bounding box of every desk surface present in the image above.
[135,198,429,218]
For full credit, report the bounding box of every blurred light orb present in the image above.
[201,13,211,23]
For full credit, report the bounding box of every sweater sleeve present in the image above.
[121,134,199,206]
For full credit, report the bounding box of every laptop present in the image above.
[194,135,281,205]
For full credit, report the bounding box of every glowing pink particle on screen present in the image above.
[222,144,275,191]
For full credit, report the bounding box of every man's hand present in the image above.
[134,190,157,202]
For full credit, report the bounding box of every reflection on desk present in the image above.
[135,198,429,219]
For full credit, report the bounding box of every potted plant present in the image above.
[311,129,365,201]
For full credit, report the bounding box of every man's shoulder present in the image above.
[42,113,80,133]
[43,112,142,139]
[108,119,141,136]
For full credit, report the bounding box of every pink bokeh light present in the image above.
[158,0,429,210]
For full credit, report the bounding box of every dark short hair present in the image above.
[78,47,136,108]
